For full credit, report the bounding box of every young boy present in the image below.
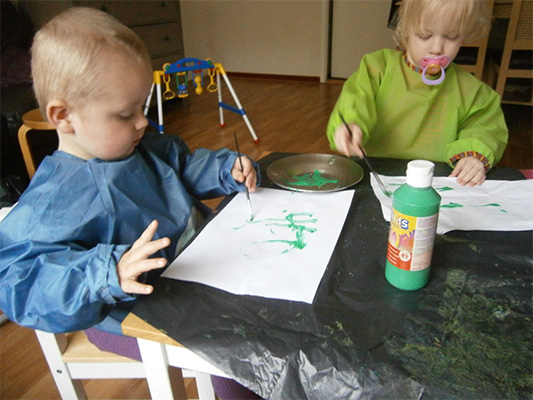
[0,8,262,397]
[327,0,508,187]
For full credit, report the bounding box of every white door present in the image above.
[330,0,397,79]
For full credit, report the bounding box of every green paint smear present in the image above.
[441,202,507,212]
[232,324,247,338]
[234,211,317,259]
[285,169,338,188]
[436,186,454,192]
[469,244,481,254]
[441,202,464,208]
[386,269,533,399]
[324,320,354,348]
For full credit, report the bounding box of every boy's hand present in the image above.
[449,157,486,186]
[334,122,365,159]
[231,155,258,192]
[117,220,170,295]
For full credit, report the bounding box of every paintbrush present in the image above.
[339,112,390,197]
[233,133,254,220]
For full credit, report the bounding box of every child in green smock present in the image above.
[327,0,508,187]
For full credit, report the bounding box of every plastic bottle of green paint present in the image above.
[385,160,441,290]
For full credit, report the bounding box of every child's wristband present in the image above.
[449,151,491,171]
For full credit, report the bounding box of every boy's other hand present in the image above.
[334,122,365,159]
[449,157,486,186]
[117,220,170,295]
[232,155,258,192]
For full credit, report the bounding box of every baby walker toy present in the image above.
[144,57,259,143]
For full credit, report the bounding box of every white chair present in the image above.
[35,329,216,400]
[18,111,217,400]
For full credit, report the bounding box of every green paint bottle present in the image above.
[385,160,441,290]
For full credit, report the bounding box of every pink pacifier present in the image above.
[419,56,450,85]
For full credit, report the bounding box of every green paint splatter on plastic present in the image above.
[386,269,532,398]
[284,169,338,187]
[469,244,481,254]
[324,320,354,348]
[233,325,247,338]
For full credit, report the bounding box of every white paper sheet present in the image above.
[371,175,533,234]
[163,187,355,303]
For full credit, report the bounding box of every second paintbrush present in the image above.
[233,133,254,221]
[338,112,390,197]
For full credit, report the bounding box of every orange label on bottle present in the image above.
[387,209,438,271]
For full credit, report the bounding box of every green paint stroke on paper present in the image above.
[441,202,464,208]
[285,169,338,188]
[436,186,454,192]
[234,210,318,259]
[441,202,507,212]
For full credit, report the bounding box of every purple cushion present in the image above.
[84,328,262,398]
[211,375,263,399]
[84,327,142,361]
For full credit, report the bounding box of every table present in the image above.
[122,153,532,400]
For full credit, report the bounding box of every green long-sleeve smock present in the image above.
[327,49,508,169]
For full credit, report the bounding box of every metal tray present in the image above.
[267,154,364,192]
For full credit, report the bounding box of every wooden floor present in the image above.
[159,76,532,171]
[0,76,531,400]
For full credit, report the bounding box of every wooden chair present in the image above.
[17,108,57,179]
[493,0,533,105]
[456,0,495,81]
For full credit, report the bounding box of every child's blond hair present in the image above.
[31,7,151,116]
[394,0,492,48]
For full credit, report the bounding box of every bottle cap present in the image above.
[406,160,435,188]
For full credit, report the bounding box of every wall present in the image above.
[19,0,395,82]
[180,0,329,80]
[180,0,396,82]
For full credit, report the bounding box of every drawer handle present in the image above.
[164,36,170,42]
[160,2,166,7]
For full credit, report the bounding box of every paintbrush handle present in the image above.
[339,112,352,139]
[339,113,389,197]
[234,132,255,220]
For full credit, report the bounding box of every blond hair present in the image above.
[31,7,151,116]
[394,0,492,48]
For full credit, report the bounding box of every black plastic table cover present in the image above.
[131,153,532,400]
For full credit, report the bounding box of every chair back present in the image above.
[18,109,57,179]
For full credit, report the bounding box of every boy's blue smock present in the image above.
[0,132,257,334]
